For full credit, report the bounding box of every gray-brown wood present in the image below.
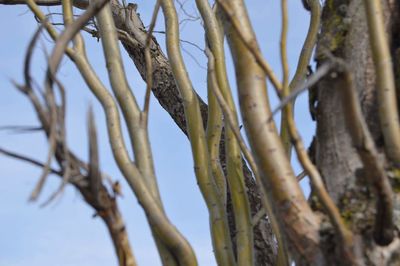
[314,0,400,264]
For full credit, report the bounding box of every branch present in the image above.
[0,147,62,176]
[142,0,160,119]
[363,0,400,164]
[271,62,332,116]
[338,60,394,245]
[205,47,289,266]
[0,0,88,9]
[280,0,321,158]
[161,0,235,265]
[88,106,101,205]
[197,0,254,264]
[220,0,323,263]
[216,0,282,95]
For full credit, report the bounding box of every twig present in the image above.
[0,0,88,8]
[296,170,307,181]
[24,22,45,91]
[271,62,332,117]
[142,0,160,121]
[0,125,43,133]
[25,23,58,201]
[88,106,101,205]
[0,147,61,176]
[40,77,71,207]
[181,45,207,70]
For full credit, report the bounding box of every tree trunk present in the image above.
[314,0,400,264]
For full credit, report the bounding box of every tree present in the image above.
[0,0,399,265]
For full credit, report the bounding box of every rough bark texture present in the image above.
[314,0,400,264]
[109,2,277,265]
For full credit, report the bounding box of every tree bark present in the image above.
[314,0,400,264]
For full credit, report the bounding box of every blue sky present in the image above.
[0,1,313,265]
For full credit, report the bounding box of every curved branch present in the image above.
[160,0,235,265]
[363,0,400,164]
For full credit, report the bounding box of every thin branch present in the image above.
[25,23,58,202]
[97,3,195,264]
[25,0,75,59]
[220,0,323,263]
[296,170,307,181]
[0,147,62,176]
[0,0,88,9]
[205,47,287,266]
[216,0,282,95]
[280,0,321,158]
[363,0,400,164]
[143,0,160,120]
[181,46,207,70]
[47,0,109,76]
[337,60,394,245]
[161,0,230,264]
[24,22,45,91]
[279,0,291,157]
[39,0,111,202]
[39,77,72,207]
[0,125,43,133]
[271,62,332,117]
[278,58,355,261]
[88,106,101,205]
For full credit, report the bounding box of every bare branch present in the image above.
[271,62,332,117]
[363,0,400,164]
[216,0,282,95]
[337,60,394,245]
[88,106,101,205]
[143,0,160,119]
[0,147,62,176]
[0,0,88,9]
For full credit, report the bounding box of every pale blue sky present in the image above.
[0,1,313,265]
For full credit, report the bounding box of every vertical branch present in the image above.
[363,0,400,164]
[142,3,181,265]
[96,4,191,265]
[160,0,236,265]
[275,1,354,262]
[279,0,291,157]
[338,62,394,245]
[280,0,320,157]
[276,1,354,258]
[88,107,101,204]
[289,0,320,91]
[206,52,226,204]
[195,0,254,264]
[205,47,289,266]
[219,0,324,264]
[216,0,282,95]
[142,0,160,119]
